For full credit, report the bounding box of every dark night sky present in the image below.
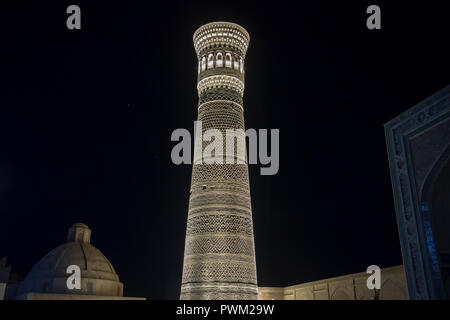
[1,1,449,299]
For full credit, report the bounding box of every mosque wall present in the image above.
[258,265,408,300]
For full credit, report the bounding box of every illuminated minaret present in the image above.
[180,22,258,300]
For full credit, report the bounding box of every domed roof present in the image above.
[71,222,89,228]
[17,223,123,297]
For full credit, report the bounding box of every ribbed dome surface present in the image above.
[17,224,123,297]
[23,242,118,280]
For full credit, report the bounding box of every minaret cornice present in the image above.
[193,21,250,59]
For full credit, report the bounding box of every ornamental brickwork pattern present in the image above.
[180,22,258,300]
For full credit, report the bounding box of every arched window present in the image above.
[201,56,206,71]
[207,53,214,69]
[233,56,239,70]
[216,52,223,67]
[240,58,244,73]
[225,53,232,68]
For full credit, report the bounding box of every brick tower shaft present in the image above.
[180,22,258,300]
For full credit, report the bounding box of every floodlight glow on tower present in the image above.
[180,22,258,300]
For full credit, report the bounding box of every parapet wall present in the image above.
[258,265,408,300]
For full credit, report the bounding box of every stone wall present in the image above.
[258,265,408,300]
